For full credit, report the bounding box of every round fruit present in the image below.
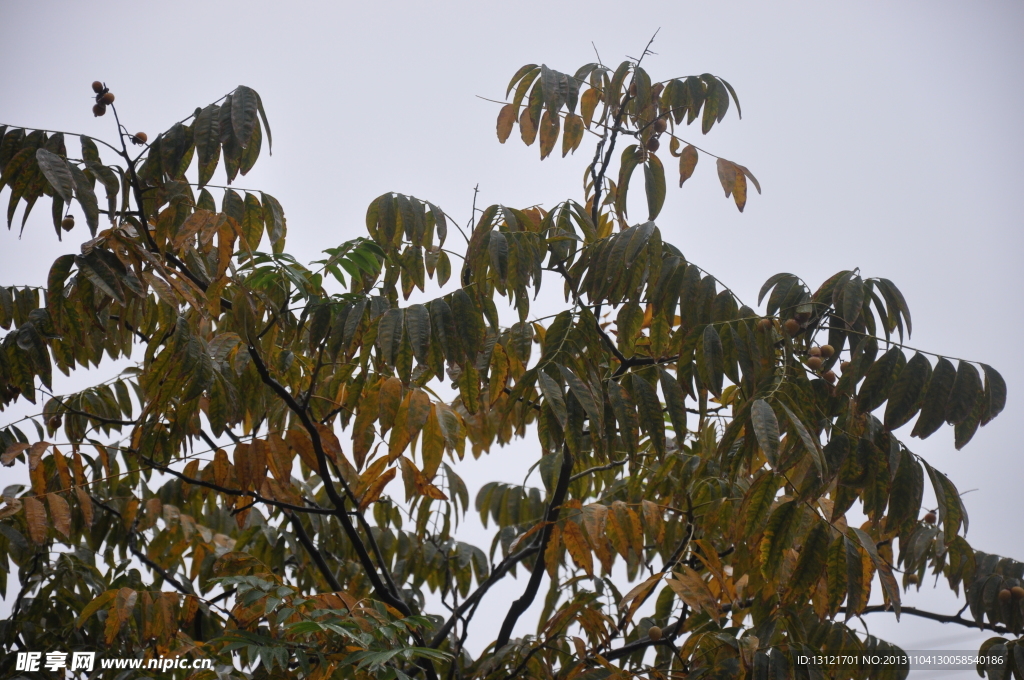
[134,131,148,143]
[648,626,662,641]
[61,215,75,231]
[840,361,852,372]
[654,118,668,133]
[807,356,823,371]
[824,370,837,384]
[1011,586,1024,599]
[93,103,106,117]
[646,137,660,152]
[820,344,835,359]
[795,310,811,322]
[907,574,920,585]
[924,511,937,524]
[999,589,1012,603]
[48,415,62,429]
[784,319,801,336]
[651,82,664,97]
[809,346,822,357]
[92,81,104,93]
[759,318,773,331]
[99,92,115,105]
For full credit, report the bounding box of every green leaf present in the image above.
[750,399,780,466]
[558,365,602,431]
[944,360,982,426]
[451,289,481,360]
[980,363,1007,426]
[884,352,932,430]
[857,346,903,413]
[231,86,260,149]
[701,325,724,397]
[644,152,666,220]
[826,534,848,614]
[631,373,665,457]
[615,145,643,220]
[760,500,803,583]
[785,521,830,601]
[779,401,823,476]
[242,193,264,251]
[607,379,638,455]
[406,304,431,364]
[34,149,74,203]
[658,367,687,438]
[195,104,221,188]
[910,357,956,439]
[741,470,780,537]
[68,164,99,235]
[537,370,567,429]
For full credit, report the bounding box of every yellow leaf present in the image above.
[562,520,594,577]
[378,377,404,435]
[105,587,138,644]
[47,493,71,538]
[539,110,560,160]
[421,404,445,479]
[23,495,47,544]
[388,389,430,463]
[668,565,719,620]
[618,572,662,627]
[545,523,562,578]
[716,158,737,198]
[233,442,252,491]
[679,145,698,187]
[352,378,382,469]
[52,446,71,491]
[358,467,396,511]
[733,170,748,212]
[77,589,117,628]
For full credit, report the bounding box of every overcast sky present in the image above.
[2,0,1023,668]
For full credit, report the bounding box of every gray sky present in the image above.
[2,0,1022,667]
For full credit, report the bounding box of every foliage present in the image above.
[0,42,1019,680]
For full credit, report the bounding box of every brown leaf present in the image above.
[421,404,445,479]
[47,493,71,538]
[52,447,71,491]
[76,486,93,526]
[545,523,562,578]
[24,496,47,544]
[496,104,517,143]
[618,573,662,627]
[315,423,345,466]
[213,448,231,487]
[105,587,138,644]
[378,377,404,435]
[539,110,560,159]
[519,106,537,145]
[233,442,252,491]
[716,159,737,197]
[0,497,22,520]
[1,442,29,467]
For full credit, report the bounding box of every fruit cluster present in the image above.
[91,80,114,116]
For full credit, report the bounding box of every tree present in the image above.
[0,39,1021,680]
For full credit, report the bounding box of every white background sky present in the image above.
[2,1,1023,674]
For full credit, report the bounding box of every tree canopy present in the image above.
[1,41,1022,680]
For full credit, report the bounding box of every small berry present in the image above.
[820,344,835,359]
[99,92,115,105]
[92,81,104,93]
[824,370,836,384]
[784,319,801,336]
[758,318,773,331]
[807,356,823,371]
[654,118,668,133]
[907,574,920,585]
[1011,586,1024,599]
[131,131,148,145]
[648,626,662,641]
[61,215,75,231]
[998,589,1012,603]
[840,360,852,372]
[93,103,106,117]
[924,511,937,524]
[646,137,660,152]
[809,346,822,357]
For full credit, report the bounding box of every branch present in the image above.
[429,543,541,648]
[285,511,342,592]
[495,445,575,649]
[842,604,1010,635]
[136,451,334,515]
[246,343,439,680]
